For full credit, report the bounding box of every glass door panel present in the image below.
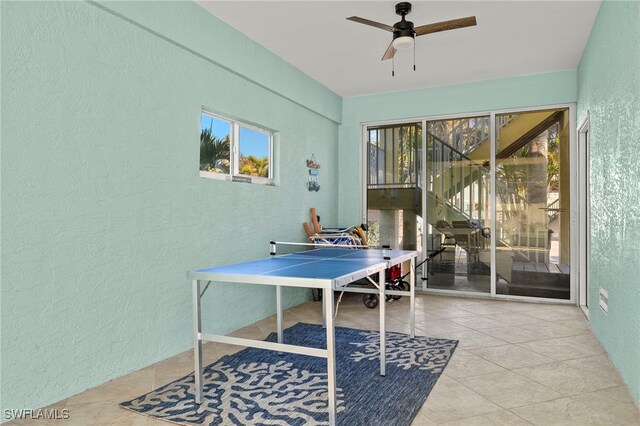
[366,123,422,260]
[425,116,491,293]
[494,109,570,299]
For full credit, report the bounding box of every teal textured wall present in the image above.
[577,0,640,403]
[3,0,638,414]
[338,70,577,225]
[1,0,340,412]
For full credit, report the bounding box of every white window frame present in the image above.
[199,110,274,185]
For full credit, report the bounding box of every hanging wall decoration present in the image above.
[307,154,320,192]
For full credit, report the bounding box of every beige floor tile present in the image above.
[469,345,554,370]
[350,314,416,335]
[497,302,554,313]
[518,320,588,338]
[443,348,506,379]
[201,340,242,362]
[334,309,383,330]
[414,296,444,311]
[441,410,533,425]
[64,401,148,425]
[151,350,196,388]
[450,315,507,330]
[557,333,605,354]
[253,314,302,334]
[415,319,472,338]
[421,376,502,423]
[562,353,620,370]
[65,367,155,406]
[445,330,509,350]
[391,308,445,324]
[443,299,479,308]
[511,394,640,425]
[459,371,563,409]
[229,323,271,340]
[411,409,439,426]
[287,302,323,315]
[570,387,640,424]
[427,298,486,316]
[449,302,506,316]
[146,417,171,426]
[481,312,540,326]
[523,306,586,322]
[479,326,549,344]
[517,335,604,361]
[288,312,323,326]
[17,293,639,426]
[555,317,591,332]
[424,307,478,319]
[513,357,623,396]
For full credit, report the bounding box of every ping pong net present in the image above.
[267,241,398,318]
[269,240,390,261]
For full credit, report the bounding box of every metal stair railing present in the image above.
[544,197,561,222]
[436,115,520,156]
[428,131,487,220]
[428,131,546,262]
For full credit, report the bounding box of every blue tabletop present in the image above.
[189,248,415,282]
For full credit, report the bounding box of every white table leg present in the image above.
[192,280,203,404]
[379,271,386,376]
[323,288,337,426]
[410,257,416,338]
[276,285,283,345]
[322,291,326,328]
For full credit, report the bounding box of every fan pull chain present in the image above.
[392,56,395,77]
[413,39,416,71]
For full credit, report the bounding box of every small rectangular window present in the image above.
[200,111,273,184]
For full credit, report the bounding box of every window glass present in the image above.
[238,126,270,178]
[200,113,231,174]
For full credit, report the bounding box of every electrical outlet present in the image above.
[599,287,608,314]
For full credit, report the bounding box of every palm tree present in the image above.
[239,155,269,177]
[200,128,230,173]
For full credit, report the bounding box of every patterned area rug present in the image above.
[121,323,457,425]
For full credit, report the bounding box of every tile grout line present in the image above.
[422,375,503,424]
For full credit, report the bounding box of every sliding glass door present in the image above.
[424,116,492,293]
[366,123,423,259]
[365,106,574,301]
[494,109,571,299]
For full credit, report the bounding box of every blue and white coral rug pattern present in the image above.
[121,323,457,425]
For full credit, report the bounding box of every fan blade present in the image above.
[347,16,394,32]
[381,41,397,61]
[414,16,477,37]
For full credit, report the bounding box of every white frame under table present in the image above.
[188,246,417,426]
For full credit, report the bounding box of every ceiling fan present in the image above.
[347,2,477,65]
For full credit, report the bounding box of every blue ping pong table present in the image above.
[188,245,418,426]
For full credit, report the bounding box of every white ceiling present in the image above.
[196,1,601,97]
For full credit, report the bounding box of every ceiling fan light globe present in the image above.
[392,36,414,50]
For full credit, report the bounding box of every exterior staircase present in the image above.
[367,112,567,293]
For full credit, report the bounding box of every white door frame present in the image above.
[577,113,590,318]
